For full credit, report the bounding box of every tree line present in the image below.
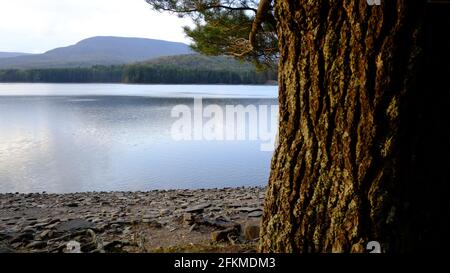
[0,63,277,84]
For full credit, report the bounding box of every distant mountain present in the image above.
[0,52,32,59]
[0,36,194,69]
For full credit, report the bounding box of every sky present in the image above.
[0,0,193,53]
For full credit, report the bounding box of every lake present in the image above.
[0,84,278,193]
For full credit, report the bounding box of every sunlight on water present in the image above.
[0,84,278,193]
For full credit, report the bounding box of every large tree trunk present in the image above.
[260,0,450,253]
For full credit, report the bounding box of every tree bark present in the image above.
[260,0,450,253]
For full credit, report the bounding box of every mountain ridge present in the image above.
[0,52,33,59]
[0,36,194,69]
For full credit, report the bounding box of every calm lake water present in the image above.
[0,84,278,193]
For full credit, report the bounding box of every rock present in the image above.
[113,218,131,225]
[209,206,222,212]
[5,221,16,226]
[159,209,171,216]
[46,222,60,230]
[142,212,157,220]
[22,226,37,234]
[47,219,60,225]
[37,217,52,224]
[110,223,121,230]
[0,232,12,241]
[55,219,94,233]
[96,224,108,233]
[26,241,47,249]
[237,207,262,213]
[169,227,178,232]
[243,222,261,241]
[189,224,198,233]
[38,229,54,240]
[211,227,239,243]
[214,215,231,223]
[103,241,129,253]
[90,218,103,224]
[9,232,34,244]
[183,213,194,224]
[27,221,38,226]
[200,216,239,230]
[81,241,98,253]
[0,244,14,253]
[185,203,211,214]
[143,219,162,228]
[122,226,132,235]
[66,202,79,208]
[33,222,50,229]
[248,211,263,218]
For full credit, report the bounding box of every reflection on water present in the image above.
[0,84,278,193]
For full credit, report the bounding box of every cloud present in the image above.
[0,0,193,53]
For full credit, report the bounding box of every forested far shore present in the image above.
[0,55,278,84]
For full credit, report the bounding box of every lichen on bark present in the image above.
[260,0,450,253]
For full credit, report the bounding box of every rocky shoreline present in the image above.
[0,187,265,253]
